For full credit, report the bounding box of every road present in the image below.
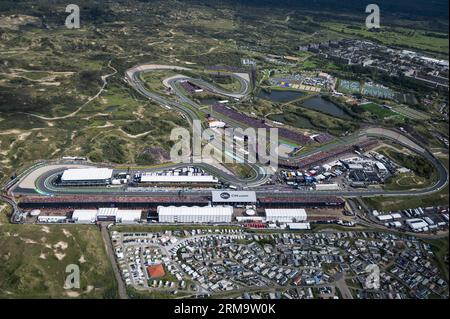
[3,63,449,201]
[124,63,448,195]
[20,61,118,121]
[335,272,354,299]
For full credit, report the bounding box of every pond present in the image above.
[106,105,119,112]
[301,96,351,119]
[258,89,305,103]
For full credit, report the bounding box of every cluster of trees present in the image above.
[76,70,104,96]
[0,0,116,25]
[135,152,156,165]
[190,0,448,21]
[99,136,127,164]
[388,150,436,178]
[121,120,152,136]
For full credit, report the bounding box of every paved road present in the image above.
[127,64,268,187]
[124,63,448,196]
[100,223,128,299]
[335,272,354,299]
[5,64,449,200]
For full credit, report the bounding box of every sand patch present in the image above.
[54,241,68,250]
[41,226,50,233]
[53,241,68,260]
[62,229,73,238]
[0,14,41,30]
[54,252,66,261]
[65,291,80,298]
[85,285,94,293]
[23,238,37,244]
[39,252,47,259]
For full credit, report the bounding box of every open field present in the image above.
[0,202,117,298]
[391,105,431,120]
[384,173,432,191]
[360,103,399,119]
[364,155,449,211]
[322,22,449,56]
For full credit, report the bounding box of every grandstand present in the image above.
[18,195,210,209]
[259,196,345,208]
[19,192,345,210]
[180,80,204,93]
[313,133,335,144]
[212,103,312,146]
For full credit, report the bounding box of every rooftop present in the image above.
[212,191,257,203]
[61,168,113,181]
[157,205,234,216]
[140,174,218,183]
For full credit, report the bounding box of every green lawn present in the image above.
[383,173,433,191]
[360,103,398,119]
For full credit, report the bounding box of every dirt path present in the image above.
[118,128,152,139]
[100,223,128,299]
[19,61,117,121]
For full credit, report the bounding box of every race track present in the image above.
[6,64,449,199]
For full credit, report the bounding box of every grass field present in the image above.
[0,0,446,187]
[360,102,399,119]
[0,203,117,298]
[269,102,359,136]
[224,163,257,179]
[383,173,432,191]
[126,286,193,299]
[363,156,448,211]
[391,105,431,120]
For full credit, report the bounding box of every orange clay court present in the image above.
[147,264,166,279]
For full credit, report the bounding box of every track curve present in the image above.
[7,64,448,198]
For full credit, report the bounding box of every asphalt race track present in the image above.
[6,64,449,200]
